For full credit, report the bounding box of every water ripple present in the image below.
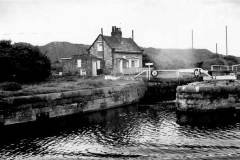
[1,104,240,159]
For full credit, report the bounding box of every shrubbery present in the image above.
[0,82,22,91]
[0,40,51,83]
[195,55,240,70]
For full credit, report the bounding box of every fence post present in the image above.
[145,63,153,81]
[148,65,151,80]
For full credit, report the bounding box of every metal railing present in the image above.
[134,69,148,79]
[134,68,211,80]
[123,67,149,75]
[211,64,240,72]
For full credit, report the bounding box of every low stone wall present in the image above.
[176,80,240,112]
[0,82,146,126]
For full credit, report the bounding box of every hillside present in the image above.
[143,48,215,69]
[143,48,240,70]
[39,42,89,63]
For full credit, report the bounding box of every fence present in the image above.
[232,64,240,72]
[211,64,240,72]
[123,67,149,75]
[134,68,211,80]
[211,65,231,71]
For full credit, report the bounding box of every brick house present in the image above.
[88,26,144,76]
[61,26,143,76]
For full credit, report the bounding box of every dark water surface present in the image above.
[1,103,240,160]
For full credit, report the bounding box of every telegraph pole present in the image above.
[191,29,194,50]
[216,43,218,55]
[225,26,228,56]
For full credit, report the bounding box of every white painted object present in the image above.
[104,75,120,80]
[203,75,237,81]
[135,59,140,68]
[119,59,123,73]
[77,59,81,68]
[145,63,153,80]
[97,42,103,51]
[145,63,153,66]
[80,69,86,76]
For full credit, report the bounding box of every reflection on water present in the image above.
[1,104,240,159]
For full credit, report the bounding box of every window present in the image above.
[77,59,81,68]
[125,61,129,68]
[131,59,139,68]
[97,42,103,51]
[135,59,139,68]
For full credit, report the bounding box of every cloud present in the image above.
[1,0,240,55]
[202,0,240,5]
[222,0,240,4]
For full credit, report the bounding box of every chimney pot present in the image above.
[132,30,134,40]
[111,26,122,39]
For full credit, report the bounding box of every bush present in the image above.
[0,82,22,91]
[0,40,51,83]
[224,55,240,65]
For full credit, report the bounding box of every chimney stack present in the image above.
[111,26,122,39]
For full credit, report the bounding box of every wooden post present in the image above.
[145,63,153,81]
[148,65,151,80]
[226,26,228,56]
[192,29,194,50]
[216,43,218,54]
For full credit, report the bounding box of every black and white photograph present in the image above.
[1,0,240,159]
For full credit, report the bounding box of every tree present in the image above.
[0,40,51,83]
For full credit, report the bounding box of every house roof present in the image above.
[102,35,143,53]
[88,34,143,53]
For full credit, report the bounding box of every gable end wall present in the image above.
[89,36,113,74]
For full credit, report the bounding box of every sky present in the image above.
[1,0,240,56]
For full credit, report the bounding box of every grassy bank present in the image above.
[0,76,138,98]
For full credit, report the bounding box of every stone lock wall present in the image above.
[0,82,146,126]
[176,81,240,112]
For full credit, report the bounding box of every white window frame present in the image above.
[126,61,129,68]
[130,59,140,68]
[135,59,140,68]
[97,41,103,51]
[77,59,81,68]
